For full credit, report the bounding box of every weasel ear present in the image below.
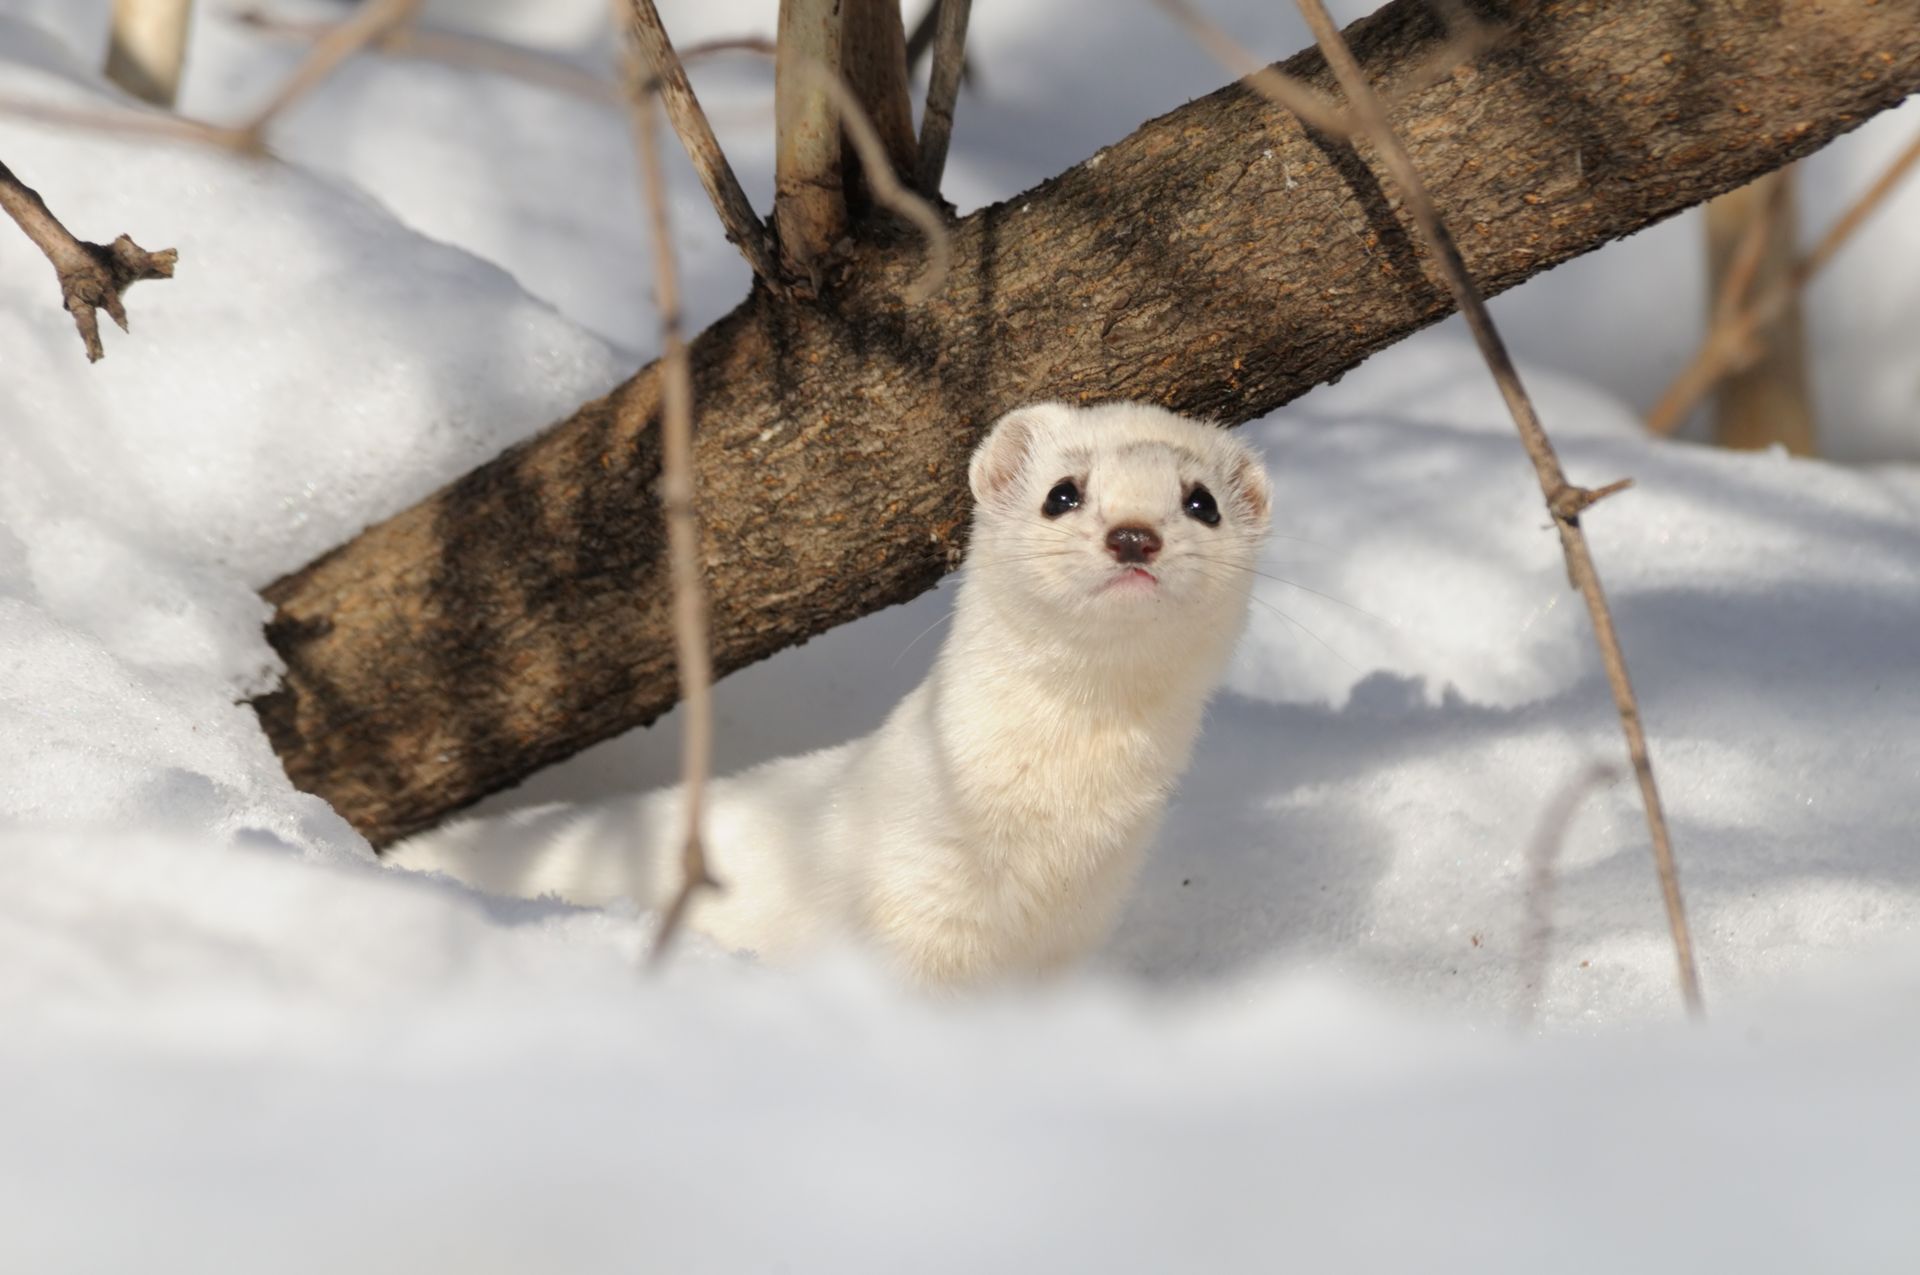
[970,403,1063,503]
[1228,445,1273,526]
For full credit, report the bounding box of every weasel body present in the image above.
[389,401,1272,986]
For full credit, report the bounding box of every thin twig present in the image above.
[625,0,781,287]
[1513,762,1617,1029]
[0,158,177,361]
[233,0,424,151]
[1285,0,1703,1015]
[236,7,621,105]
[905,0,939,72]
[1154,0,1350,135]
[627,88,721,967]
[234,14,773,120]
[1648,128,1920,436]
[914,0,971,197]
[1709,171,1785,329]
[905,0,974,85]
[0,93,240,148]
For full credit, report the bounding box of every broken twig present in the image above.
[0,158,176,361]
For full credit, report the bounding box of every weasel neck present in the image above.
[918,571,1232,833]
[939,570,1226,721]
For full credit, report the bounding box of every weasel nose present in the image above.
[1105,525,1163,564]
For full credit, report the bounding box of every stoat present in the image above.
[388,401,1273,987]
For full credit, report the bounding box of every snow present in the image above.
[1,0,1918,1267]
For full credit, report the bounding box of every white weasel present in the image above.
[388,401,1272,987]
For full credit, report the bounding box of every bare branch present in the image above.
[1514,763,1618,1029]
[914,0,971,196]
[624,0,781,288]
[1649,128,1920,437]
[842,0,919,184]
[774,0,848,285]
[0,158,177,362]
[233,0,422,151]
[106,0,194,107]
[1283,0,1703,1016]
[625,89,721,966]
[727,37,951,304]
[806,63,950,302]
[906,0,974,85]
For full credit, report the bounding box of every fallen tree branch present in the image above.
[1649,126,1920,437]
[1290,0,1703,1016]
[0,158,177,361]
[254,0,1920,849]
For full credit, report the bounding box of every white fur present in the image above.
[387,401,1273,987]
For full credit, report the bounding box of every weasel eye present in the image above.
[1184,484,1221,526]
[1042,480,1082,518]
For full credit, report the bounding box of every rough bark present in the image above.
[255,0,1920,847]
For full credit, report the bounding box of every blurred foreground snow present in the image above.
[1,2,1917,1268]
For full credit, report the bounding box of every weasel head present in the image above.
[965,401,1272,653]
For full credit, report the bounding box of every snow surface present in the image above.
[1,1,1918,1268]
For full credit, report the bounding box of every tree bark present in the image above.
[254,0,1920,847]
